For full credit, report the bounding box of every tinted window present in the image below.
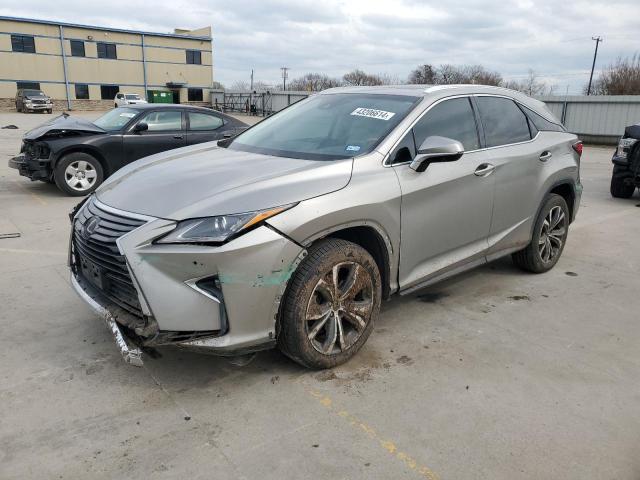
[97,42,117,59]
[139,111,183,131]
[70,40,85,57]
[75,84,89,99]
[17,82,41,91]
[189,112,223,130]
[390,131,417,165]
[476,97,531,147]
[413,97,480,151]
[11,35,35,53]
[100,85,119,100]
[188,88,203,101]
[521,105,565,133]
[186,50,202,64]
[229,93,419,160]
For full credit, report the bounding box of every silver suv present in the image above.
[69,85,582,369]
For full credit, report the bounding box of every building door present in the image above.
[171,90,180,104]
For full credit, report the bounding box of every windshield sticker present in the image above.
[350,107,396,121]
[345,145,361,152]
[120,112,136,118]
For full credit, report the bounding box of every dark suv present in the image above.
[610,123,640,198]
[15,89,53,114]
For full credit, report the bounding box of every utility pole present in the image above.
[250,69,254,91]
[587,36,603,96]
[280,67,289,91]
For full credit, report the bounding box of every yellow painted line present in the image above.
[8,177,48,206]
[0,248,66,256]
[305,387,439,480]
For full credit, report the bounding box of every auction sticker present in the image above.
[350,107,396,120]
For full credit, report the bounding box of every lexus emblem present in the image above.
[82,216,100,238]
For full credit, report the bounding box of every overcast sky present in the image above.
[3,0,640,93]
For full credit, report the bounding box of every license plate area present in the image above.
[79,255,105,290]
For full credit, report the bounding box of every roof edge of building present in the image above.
[0,15,212,41]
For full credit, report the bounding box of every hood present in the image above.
[624,123,640,140]
[25,95,50,100]
[24,114,105,140]
[96,143,353,220]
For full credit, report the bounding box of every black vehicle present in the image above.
[611,123,640,198]
[9,105,247,196]
[15,89,53,114]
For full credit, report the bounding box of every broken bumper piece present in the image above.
[71,273,144,367]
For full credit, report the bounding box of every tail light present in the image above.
[572,141,583,157]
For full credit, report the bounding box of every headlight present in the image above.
[616,137,638,159]
[156,204,295,245]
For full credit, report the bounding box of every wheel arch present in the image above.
[548,181,576,222]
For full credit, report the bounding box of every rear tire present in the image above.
[278,238,381,369]
[610,168,635,198]
[512,194,569,273]
[54,152,104,196]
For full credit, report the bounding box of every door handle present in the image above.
[173,135,184,139]
[539,151,552,162]
[474,163,495,177]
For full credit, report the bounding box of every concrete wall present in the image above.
[0,17,214,110]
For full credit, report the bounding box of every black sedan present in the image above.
[9,104,247,196]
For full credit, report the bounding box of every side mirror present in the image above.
[409,136,464,172]
[133,122,148,133]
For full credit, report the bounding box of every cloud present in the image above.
[2,0,639,92]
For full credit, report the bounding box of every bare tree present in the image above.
[586,54,640,95]
[288,73,342,92]
[408,64,436,84]
[342,69,384,86]
[503,70,548,96]
[229,80,250,91]
[211,81,225,90]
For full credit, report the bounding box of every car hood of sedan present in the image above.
[23,114,105,140]
[96,143,354,220]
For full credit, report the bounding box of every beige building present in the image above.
[0,16,213,110]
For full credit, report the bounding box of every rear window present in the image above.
[521,105,566,133]
[476,97,532,147]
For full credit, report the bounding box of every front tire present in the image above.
[54,152,104,196]
[278,238,381,369]
[512,194,570,273]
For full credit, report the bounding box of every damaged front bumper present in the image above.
[8,155,51,181]
[69,197,305,366]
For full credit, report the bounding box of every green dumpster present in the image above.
[147,90,173,104]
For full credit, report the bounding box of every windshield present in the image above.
[93,108,138,131]
[228,93,419,160]
[125,94,141,100]
[25,90,45,97]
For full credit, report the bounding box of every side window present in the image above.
[521,105,566,133]
[390,131,416,164]
[139,111,183,131]
[412,98,480,151]
[189,112,224,131]
[476,97,531,147]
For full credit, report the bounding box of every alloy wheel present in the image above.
[65,160,97,192]
[538,205,566,263]
[305,262,374,355]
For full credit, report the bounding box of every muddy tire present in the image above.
[512,194,570,273]
[278,238,381,369]
[54,152,104,196]
[610,167,635,198]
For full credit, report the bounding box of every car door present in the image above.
[122,109,186,163]
[473,96,539,257]
[392,96,495,291]
[186,111,227,145]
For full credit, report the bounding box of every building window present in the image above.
[100,85,119,100]
[75,84,89,100]
[70,40,85,57]
[11,35,36,53]
[186,50,202,64]
[188,88,203,101]
[97,42,117,59]
[17,81,41,90]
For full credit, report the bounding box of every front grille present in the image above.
[73,198,147,317]
[31,99,46,105]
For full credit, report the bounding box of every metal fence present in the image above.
[211,89,640,144]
